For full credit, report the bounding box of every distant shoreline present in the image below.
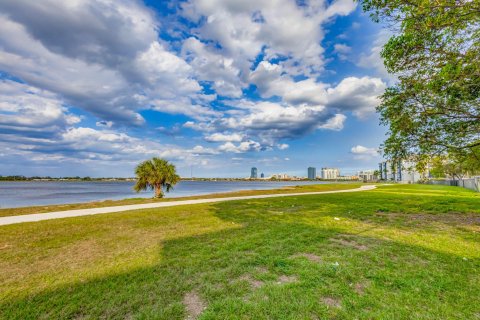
[0,177,343,182]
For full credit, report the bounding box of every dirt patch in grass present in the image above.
[291,252,322,263]
[238,275,264,289]
[277,275,298,284]
[330,236,368,251]
[321,296,341,308]
[353,282,367,295]
[183,291,206,320]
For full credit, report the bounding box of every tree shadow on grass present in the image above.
[1,193,480,319]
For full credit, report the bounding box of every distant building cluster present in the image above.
[246,159,433,183]
[357,170,376,182]
[308,167,378,181]
[248,166,381,181]
[271,173,291,179]
[248,167,303,180]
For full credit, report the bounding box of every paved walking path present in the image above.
[0,185,377,226]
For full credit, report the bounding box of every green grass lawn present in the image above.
[0,184,479,319]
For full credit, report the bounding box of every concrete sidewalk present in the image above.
[0,185,377,226]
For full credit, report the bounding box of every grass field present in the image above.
[0,184,479,319]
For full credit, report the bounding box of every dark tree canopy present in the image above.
[361,0,480,162]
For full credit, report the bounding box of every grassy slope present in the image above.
[0,183,359,217]
[0,184,479,319]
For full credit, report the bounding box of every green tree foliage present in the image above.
[424,148,480,180]
[0,176,28,181]
[428,156,447,178]
[361,0,480,162]
[134,158,180,198]
[444,147,480,179]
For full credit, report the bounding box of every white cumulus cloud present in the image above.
[205,133,244,142]
[350,145,379,160]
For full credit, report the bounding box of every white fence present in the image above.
[425,177,480,192]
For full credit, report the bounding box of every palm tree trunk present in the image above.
[154,184,163,198]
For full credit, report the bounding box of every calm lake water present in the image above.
[0,180,328,208]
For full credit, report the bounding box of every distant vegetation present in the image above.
[0,176,134,181]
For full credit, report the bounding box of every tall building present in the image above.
[321,168,339,180]
[260,173,265,178]
[307,167,316,180]
[250,167,258,179]
[378,160,421,183]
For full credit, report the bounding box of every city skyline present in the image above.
[0,0,386,178]
[244,165,378,180]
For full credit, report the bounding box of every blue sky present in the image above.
[0,0,391,178]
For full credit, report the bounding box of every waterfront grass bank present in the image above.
[0,183,360,217]
[0,184,479,319]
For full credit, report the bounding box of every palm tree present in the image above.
[134,158,180,198]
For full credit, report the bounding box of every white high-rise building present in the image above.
[321,168,339,180]
[357,170,376,181]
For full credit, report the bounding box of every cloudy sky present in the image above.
[0,0,391,178]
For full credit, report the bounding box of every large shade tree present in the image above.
[134,158,180,198]
[361,0,480,163]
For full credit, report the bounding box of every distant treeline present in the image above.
[0,176,135,181]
